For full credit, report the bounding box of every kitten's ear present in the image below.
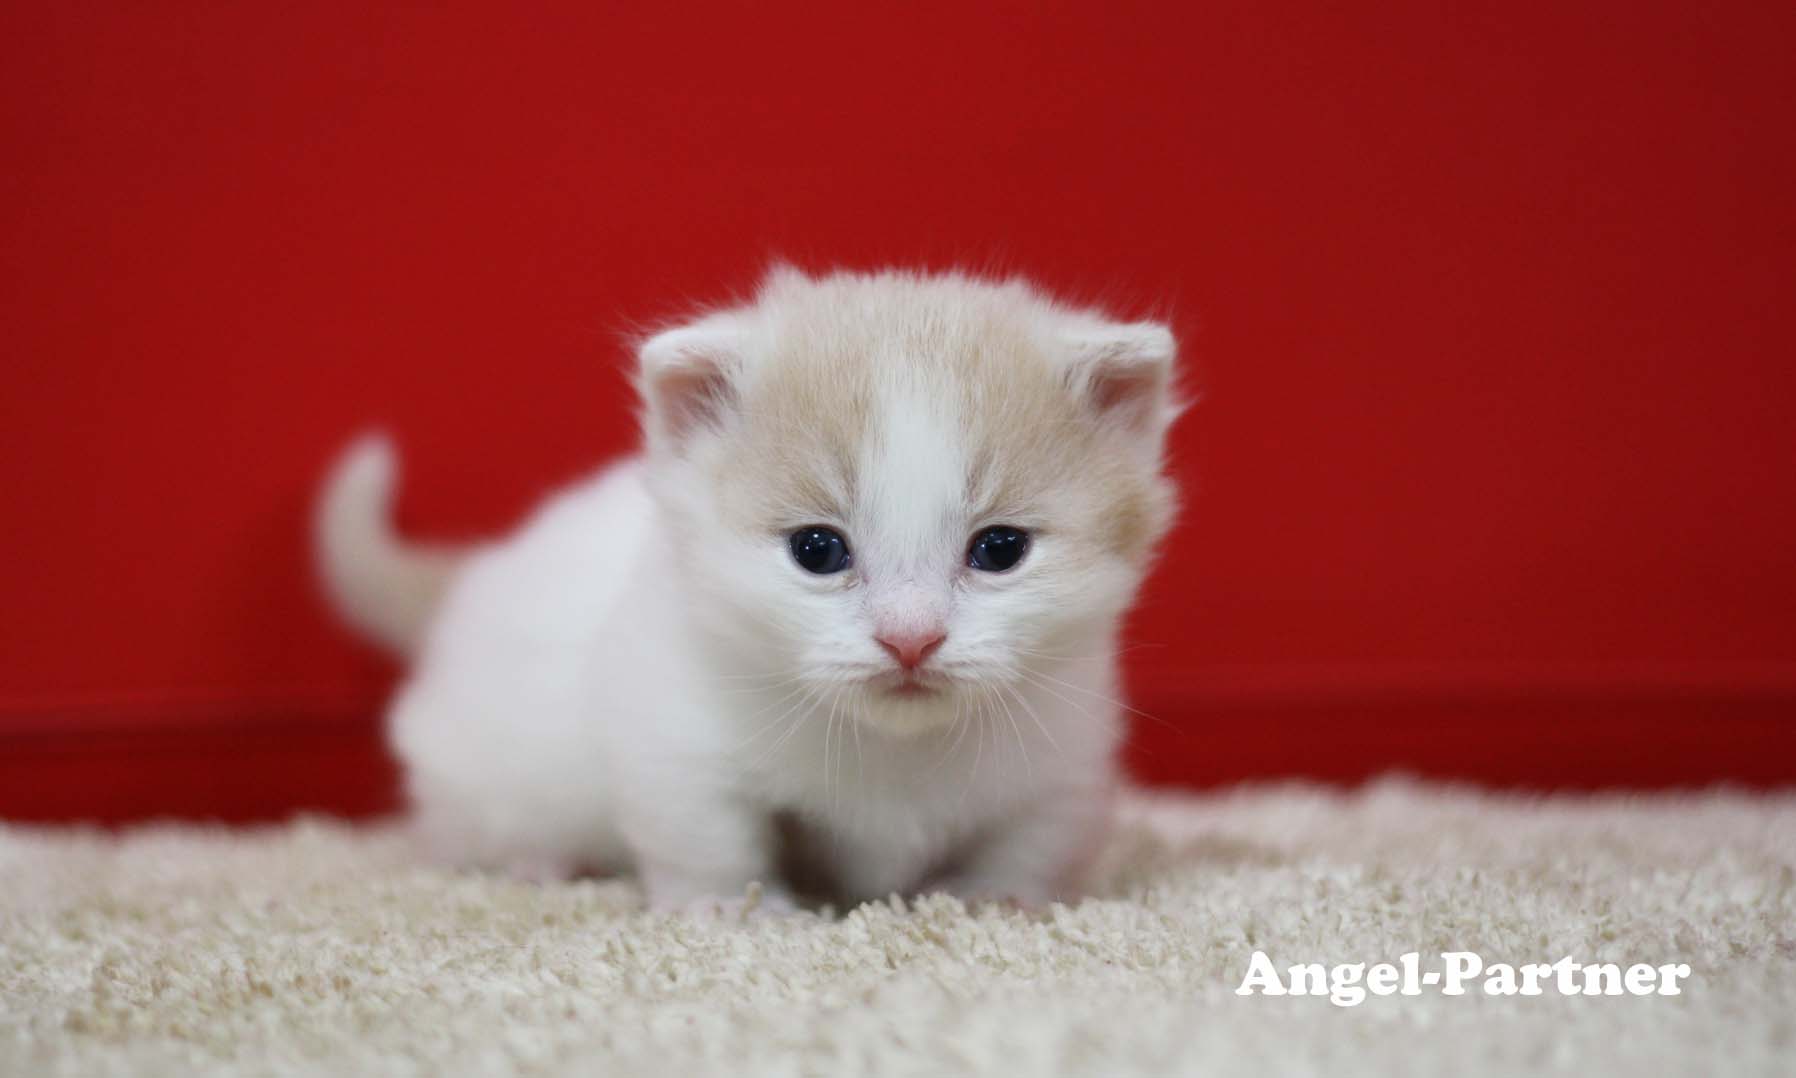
[1063,321,1181,439]
[636,321,748,449]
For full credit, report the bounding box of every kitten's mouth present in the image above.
[876,672,945,699]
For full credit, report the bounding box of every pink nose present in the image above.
[876,628,946,671]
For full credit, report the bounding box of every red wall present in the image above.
[4,3,1794,820]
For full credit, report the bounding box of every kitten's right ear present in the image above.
[636,321,748,449]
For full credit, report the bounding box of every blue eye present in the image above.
[968,526,1029,572]
[789,527,852,574]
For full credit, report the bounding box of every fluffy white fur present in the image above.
[316,267,1181,911]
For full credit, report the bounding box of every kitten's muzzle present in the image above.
[874,627,945,672]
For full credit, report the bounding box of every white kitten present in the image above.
[317,266,1182,911]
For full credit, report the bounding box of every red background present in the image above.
[4,3,1794,821]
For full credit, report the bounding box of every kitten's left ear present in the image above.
[636,319,748,451]
[1063,321,1181,440]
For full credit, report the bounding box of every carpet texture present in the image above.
[3,779,1793,1076]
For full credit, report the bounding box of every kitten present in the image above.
[316,266,1182,911]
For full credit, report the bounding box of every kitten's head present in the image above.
[637,267,1182,735]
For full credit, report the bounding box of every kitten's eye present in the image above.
[968,526,1030,572]
[789,527,852,574]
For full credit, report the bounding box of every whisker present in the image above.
[759,702,812,763]
[716,675,808,697]
[832,692,847,814]
[1019,664,1178,731]
[823,691,839,809]
[1013,669,1102,726]
[958,693,988,811]
[732,682,816,748]
[990,681,1032,779]
[850,692,865,789]
[926,695,969,777]
[1013,642,1166,664]
[746,682,829,770]
[1004,680,1062,759]
[707,667,806,683]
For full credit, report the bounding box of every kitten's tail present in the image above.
[314,433,467,659]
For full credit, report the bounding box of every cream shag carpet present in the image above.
[3,780,1793,1077]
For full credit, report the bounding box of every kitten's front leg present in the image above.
[936,787,1113,907]
[621,791,796,915]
